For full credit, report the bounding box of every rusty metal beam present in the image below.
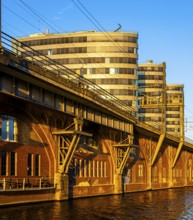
[52,130,92,137]
[113,144,139,148]
[151,133,165,166]
[116,145,138,175]
[172,141,183,168]
[59,134,80,174]
[117,147,132,175]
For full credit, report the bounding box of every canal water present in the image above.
[1,187,193,220]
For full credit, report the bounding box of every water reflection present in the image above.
[1,188,193,219]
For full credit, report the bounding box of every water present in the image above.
[1,188,193,220]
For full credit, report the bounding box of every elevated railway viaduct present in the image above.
[0,33,193,205]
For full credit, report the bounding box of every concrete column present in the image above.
[114,174,123,194]
[55,173,69,201]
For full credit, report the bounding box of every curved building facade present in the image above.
[18,31,138,110]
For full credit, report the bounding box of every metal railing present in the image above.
[0,177,55,191]
[1,32,138,115]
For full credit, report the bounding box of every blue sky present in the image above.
[3,0,193,139]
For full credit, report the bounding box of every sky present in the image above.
[2,0,193,139]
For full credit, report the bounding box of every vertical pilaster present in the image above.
[55,173,69,201]
[114,174,123,194]
[184,151,187,186]
[148,138,152,190]
[168,145,173,188]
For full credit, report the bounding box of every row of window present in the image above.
[106,89,136,96]
[126,166,184,183]
[166,128,181,132]
[0,151,40,176]
[138,67,164,72]
[71,159,107,178]
[138,92,161,97]
[80,68,135,75]
[36,47,87,55]
[25,46,136,57]
[167,87,183,91]
[139,117,162,122]
[22,36,87,46]
[91,78,136,85]
[139,108,162,114]
[167,107,180,111]
[166,114,180,118]
[0,75,132,133]
[138,83,163,88]
[166,121,180,125]
[22,35,137,47]
[87,36,137,43]
[138,75,163,80]
[53,57,137,65]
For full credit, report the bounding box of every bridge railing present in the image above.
[0,177,55,191]
[2,33,136,110]
[0,32,166,132]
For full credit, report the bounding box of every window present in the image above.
[35,154,40,176]
[28,154,32,176]
[1,151,7,176]
[11,152,16,176]
[15,80,28,98]
[92,160,95,177]
[138,164,143,177]
[105,57,110,63]
[100,161,103,177]
[48,49,52,55]
[43,90,53,107]
[87,68,92,74]
[1,115,17,141]
[96,161,99,177]
[110,68,119,74]
[29,85,41,103]
[104,161,107,177]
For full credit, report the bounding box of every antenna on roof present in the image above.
[114,23,122,32]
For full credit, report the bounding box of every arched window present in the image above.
[0,115,17,142]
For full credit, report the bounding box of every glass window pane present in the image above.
[2,119,7,140]
[9,118,14,141]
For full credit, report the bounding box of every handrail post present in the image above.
[23,178,25,190]
[39,178,42,188]
[3,178,5,190]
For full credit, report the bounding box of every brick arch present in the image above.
[132,137,149,183]
[97,129,117,184]
[0,103,57,177]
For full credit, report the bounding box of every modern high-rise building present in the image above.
[138,60,184,137]
[166,84,184,138]
[138,60,166,130]
[17,32,184,137]
[17,31,138,110]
